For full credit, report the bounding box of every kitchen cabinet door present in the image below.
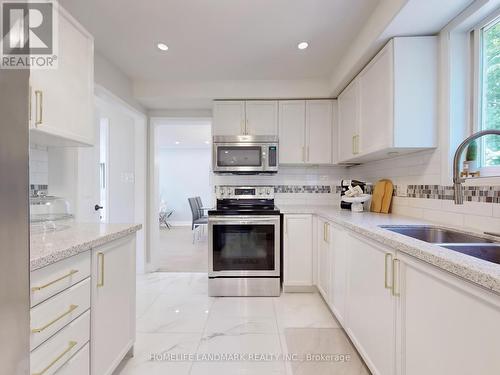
[358,41,393,155]
[397,253,500,375]
[212,101,246,136]
[30,7,94,146]
[329,223,348,324]
[337,80,359,162]
[306,100,333,164]
[283,214,313,287]
[245,101,278,135]
[317,218,331,302]
[91,235,136,375]
[278,100,306,164]
[345,232,396,375]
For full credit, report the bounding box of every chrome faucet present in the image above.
[453,129,500,204]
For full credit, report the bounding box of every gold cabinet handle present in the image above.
[32,341,77,375]
[35,90,43,126]
[31,270,79,292]
[323,222,327,242]
[352,135,359,155]
[97,252,105,287]
[392,259,400,296]
[384,253,393,289]
[31,304,78,333]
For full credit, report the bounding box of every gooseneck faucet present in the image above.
[453,129,500,204]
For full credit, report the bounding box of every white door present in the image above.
[337,80,359,162]
[283,214,313,287]
[91,235,135,375]
[346,232,396,375]
[278,101,306,164]
[397,253,500,375]
[212,101,245,136]
[306,100,333,164]
[317,218,331,301]
[358,42,394,155]
[329,223,348,324]
[245,101,278,135]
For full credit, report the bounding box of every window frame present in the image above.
[471,9,500,177]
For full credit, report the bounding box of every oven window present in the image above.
[217,146,262,167]
[212,224,275,271]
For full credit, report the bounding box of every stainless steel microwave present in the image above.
[212,135,278,174]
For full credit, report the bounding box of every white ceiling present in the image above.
[59,0,380,82]
[156,120,211,149]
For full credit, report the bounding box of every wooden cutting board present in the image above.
[370,180,387,213]
[380,180,394,214]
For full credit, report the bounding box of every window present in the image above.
[473,14,500,174]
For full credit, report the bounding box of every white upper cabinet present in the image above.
[212,100,278,136]
[306,100,333,164]
[278,100,306,164]
[337,80,359,162]
[337,36,438,164]
[245,101,278,135]
[212,101,246,136]
[30,7,94,146]
[279,99,335,165]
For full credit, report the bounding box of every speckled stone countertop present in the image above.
[30,222,142,271]
[278,205,500,295]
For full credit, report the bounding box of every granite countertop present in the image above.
[278,204,500,295]
[30,222,142,271]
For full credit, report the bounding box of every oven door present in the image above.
[208,215,280,277]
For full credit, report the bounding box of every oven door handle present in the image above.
[209,216,279,224]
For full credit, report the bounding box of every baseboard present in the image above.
[282,285,317,293]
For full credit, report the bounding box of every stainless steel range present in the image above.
[208,186,281,297]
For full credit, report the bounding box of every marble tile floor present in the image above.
[157,226,208,272]
[114,272,371,375]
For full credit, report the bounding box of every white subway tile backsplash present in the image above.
[30,145,49,187]
[463,215,500,234]
[422,209,464,227]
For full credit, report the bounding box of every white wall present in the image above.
[159,148,212,224]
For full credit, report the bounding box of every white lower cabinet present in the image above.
[329,223,348,324]
[317,217,331,301]
[91,235,136,375]
[57,343,90,375]
[283,214,313,288]
[396,252,500,375]
[345,232,396,375]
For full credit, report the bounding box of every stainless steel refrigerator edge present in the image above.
[0,69,30,373]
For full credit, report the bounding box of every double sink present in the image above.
[379,225,500,265]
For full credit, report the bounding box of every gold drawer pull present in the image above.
[32,340,77,375]
[97,252,105,288]
[31,270,79,292]
[31,304,79,333]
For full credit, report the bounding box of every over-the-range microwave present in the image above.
[212,135,278,174]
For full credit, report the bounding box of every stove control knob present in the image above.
[220,187,225,196]
[266,188,271,195]
[228,189,232,196]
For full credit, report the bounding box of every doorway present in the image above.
[149,118,212,272]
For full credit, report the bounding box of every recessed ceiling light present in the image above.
[175,141,180,145]
[297,42,309,50]
[204,141,209,144]
[157,42,169,51]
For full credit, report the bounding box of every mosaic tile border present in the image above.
[274,185,331,194]
[405,184,500,203]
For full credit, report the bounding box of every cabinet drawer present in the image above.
[56,343,89,375]
[31,252,91,307]
[31,278,90,350]
[31,311,90,375]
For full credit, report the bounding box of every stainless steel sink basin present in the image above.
[441,244,500,265]
[379,225,493,244]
